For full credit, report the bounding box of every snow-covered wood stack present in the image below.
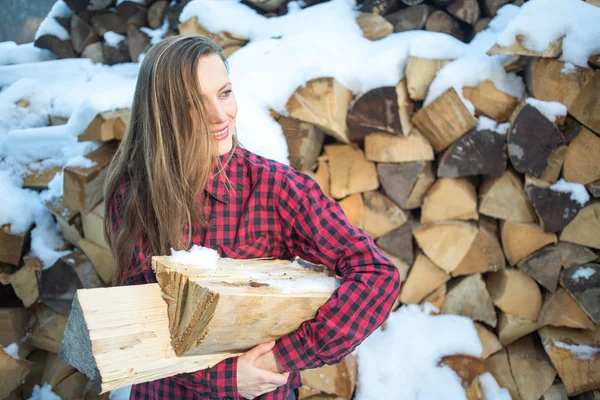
[1,0,600,399]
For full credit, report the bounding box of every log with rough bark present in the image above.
[364,131,434,163]
[478,169,537,222]
[560,202,600,250]
[441,274,497,327]
[517,245,561,292]
[324,144,378,199]
[63,140,118,214]
[538,288,596,331]
[563,127,600,185]
[346,87,403,140]
[276,115,325,172]
[560,263,600,325]
[0,225,33,268]
[525,178,586,232]
[78,109,130,142]
[405,57,451,101]
[569,70,600,135]
[420,178,478,223]
[356,12,393,40]
[507,334,557,400]
[287,78,353,143]
[500,220,557,265]
[485,268,542,321]
[462,80,518,122]
[399,251,448,304]
[488,35,563,58]
[411,88,477,152]
[384,5,434,32]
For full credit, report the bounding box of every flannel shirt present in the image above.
[107,145,401,400]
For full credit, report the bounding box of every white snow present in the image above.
[109,386,133,400]
[140,19,170,46]
[479,372,512,400]
[561,62,576,74]
[525,97,567,123]
[258,276,340,293]
[0,42,57,66]
[104,31,126,47]
[34,0,72,41]
[355,303,483,400]
[65,155,97,168]
[550,178,590,206]
[554,340,600,360]
[28,383,61,400]
[117,0,145,4]
[495,0,600,67]
[571,266,596,282]
[477,116,510,135]
[167,245,221,269]
[3,343,19,359]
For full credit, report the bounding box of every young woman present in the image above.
[104,35,400,400]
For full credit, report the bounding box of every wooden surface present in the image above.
[364,132,434,163]
[325,144,378,199]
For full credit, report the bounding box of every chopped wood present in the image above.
[0,308,29,347]
[82,202,108,249]
[466,376,483,400]
[381,250,410,287]
[51,371,89,400]
[563,127,600,185]
[115,1,148,27]
[148,0,169,29]
[300,354,357,399]
[441,274,497,327]
[517,245,562,292]
[44,198,83,248]
[525,180,585,232]
[0,224,32,267]
[19,349,48,399]
[64,0,112,12]
[462,80,518,122]
[525,58,594,109]
[222,45,242,58]
[34,35,76,59]
[362,191,407,239]
[539,145,568,184]
[0,346,34,399]
[480,0,510,16]
[439,354,483,389]
[447,0,481,24]
[411,88,477,152]
[1,256,40,307]
[338,193,363,228]
[560,115,584,144]
[502,55,529,74]
[287,78,353,143]
[127,25,151,63]
[384,5,434,32]
[41,352,76,389]
[421,177,478,223]
[589,53,600,68]
[474,322,502,359]
[399,251,449,304]
[356,12,393,40]
[420,283,446,311]
[474,18,491,33]
[508,104,564,178]
[102,39,130,66]
[396,79,415,135]
[587,180,600,198]
[305,157,330,198]
[543,383,569,400]
[22,166,62,190]
[62,251,104,290]
[500,220,557,265]
[507,334,557,400]
[63,140,118,214]
[324,144,378,199]
[82,42,106,64]
[152,257,335,357]
[376,222,414,266]
[481,351,521,400]
[91,12,126,36]
[437,128,507,178]
[78,238,114,285]
[538,326,600,396]
[178,16,248,48]
[27,304,68,354]
[557,242,598,269]
[560,263,600,324]
[364,131,434,163]
[452,220,505,276]
[39,258,83,315]
[277,115,325,172]
[479,169,537,222]
[497,310,542,347]
[487,35,563,58]
[425,10,464,41]
[560,202,600,249]
[71,14,98,55]
[569,70,600,135]
[538,288,596,331]
[485,268,542,321]
[405,56,451,101]
[347,87,403,140]
[360,0,398,14]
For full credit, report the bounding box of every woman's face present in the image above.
[197,54,237,156]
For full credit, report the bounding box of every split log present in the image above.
[485,268,542,321]
[488,35,563,58]
[346,87,403,140]
[78,238,114,285]
[339,193,364,229]
[421,283,446,311]
[538,288,596,330]
[452,220,505,276]
[39,258,82,315]
[64,0,112,12]
[420,177,478,223]
[127,25,151,63]
[19,349,48,399]
[71,14,98,55]
[481,350,521,400]
[517,245,561,292]
[102,38,130,66]
[358,0,397,15]
[152,257,336,357]
[497,310,541,347]
[439,354,483,390]
[399,251,449,304]
[507,334,557,400]
[51,371,89,400]
[300,355,357,399]
[0,256,40,307]
[34,35,76,59]
[384,5,434,32]
[557,241,598,269]
[447,0,480,24]
[480,0,510,17]
[474,322,502,359]
[0,346,34,399]
[305,157,330,198]
[560,202,600,250]
[441,274,497,327]
[115,1,148,27]
[425,10,464,41]
[478,169,537,222]
[587,180,600,198]
[396,79,415,135]
[62,251,104,290]
[356,12,393,40]
[91,12,126,36]
[589,53,600,68]
[405,57,451,101]
[377,161,431,209]
[540,145,568,183]
[82,42,106,64]
[543,383,569,400]
[364,131,434,163]
[411,88,477,152]
[362,191,407,239]
[538,326,600,396]
[81,202,108,249]
[27,304,68,354]
[277,115,325,172]
[560,264,600,324]
[502,55,530,74]
[437,128,507,178]
[500,220,557,265]
[0,308,29,347]
[474,18,491,33]
[0,224,32,267]
[41,352,76,389]
[508,104,564,178]
[525,179,585,232]
[178,17,248,48]
[462,80,518,122]
[22,166,62,190]
[376,222,414,265]
[148,0,169,29]
[324,144,378,199]
[63,140,118,214]
[563,127,600,185]
[524,58,594,109]
[569,70,600,135]
[560,115,584,144]
[45,199,83,248]
[286,78,353,143]
[466,376,483,400]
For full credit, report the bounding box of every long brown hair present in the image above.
[103,35,237,285]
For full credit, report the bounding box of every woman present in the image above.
[104,35,400,400]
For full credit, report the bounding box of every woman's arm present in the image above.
[271,169,402,371]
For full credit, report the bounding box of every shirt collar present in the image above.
[205,146,237,204]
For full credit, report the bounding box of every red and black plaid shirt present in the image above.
[108,145,401,400]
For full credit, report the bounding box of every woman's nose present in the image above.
[207,101,228,124]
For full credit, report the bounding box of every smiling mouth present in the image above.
[213,125,229,140]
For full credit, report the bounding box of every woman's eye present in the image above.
[221,90,233,98]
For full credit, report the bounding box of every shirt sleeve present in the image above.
[106,180,241,400]
[271,169,402,371]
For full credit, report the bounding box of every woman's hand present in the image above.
[237,341,290,399]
